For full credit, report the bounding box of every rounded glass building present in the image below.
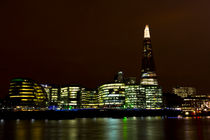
[9,78,47,111]
[98,83,126,109]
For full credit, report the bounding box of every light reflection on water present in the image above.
[0,117,209,140]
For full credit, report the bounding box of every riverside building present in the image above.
[181,94,210,113]
[9,78,47,111]
[125,85,146,109]
[59,85,82,109]
[6,25,164,111]
[98,83,126,108]
[81,90,99,108]
[41,84,60,110]
[173,87,196,98]
[98,72,127,109]
[140,25,163,109]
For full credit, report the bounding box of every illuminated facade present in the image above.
[59,86,82,109]
[125,85,145,109]
[41,84,60,108]
[9,78,47,111]
[98,83,126,108]
[140,86,162,109]
[140,25,162,109]
[182,94,210,112]
[50,87,60,105]
[173,87,196,98]
[5,26,166,111]
[81,90,99,108]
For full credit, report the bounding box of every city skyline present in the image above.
[0,1,210,140]
[1,1,210,97]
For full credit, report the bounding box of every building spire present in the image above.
[144,25,150,38]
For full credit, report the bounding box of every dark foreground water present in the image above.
[0,117,209,140]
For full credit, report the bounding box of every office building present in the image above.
[182,94,210,113]
[41,84,60,109]
[59,85,82,109]
[81,90,99,108]
[98,83,126,108]
[173,87,196,98]
[9,78,47,111]
[125,85,145,109]
[140,25,162,109]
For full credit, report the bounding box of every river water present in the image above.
[0,117,209,140]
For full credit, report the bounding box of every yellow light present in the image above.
[21,99,31,101]
[10,95,35,98]
[19,92,34,94]
[19,89,34,91]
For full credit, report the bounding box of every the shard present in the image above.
[140,25,163,109]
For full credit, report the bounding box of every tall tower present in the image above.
[140,25,158,85]
[140,25,162,109]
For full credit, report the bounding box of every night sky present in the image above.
[0,0,210,97]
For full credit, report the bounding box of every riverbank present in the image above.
[1,109,206,119]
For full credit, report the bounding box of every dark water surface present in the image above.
[0,117,209,140]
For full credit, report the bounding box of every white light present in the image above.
[185,112,189,115]
[144,25,150,38]
[31,119,35,123]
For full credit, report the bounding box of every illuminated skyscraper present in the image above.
[140,25,162,109]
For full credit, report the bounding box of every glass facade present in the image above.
[59,86,81,109]
[140,25,163,109]
[50,88,60,105]
[125,85,145,109]
[182,95,210,113]
[9,78,47,111]
[98,83,126,108]
[140,85,162,109]
[41,84,60,108]
[81,90,99,108]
